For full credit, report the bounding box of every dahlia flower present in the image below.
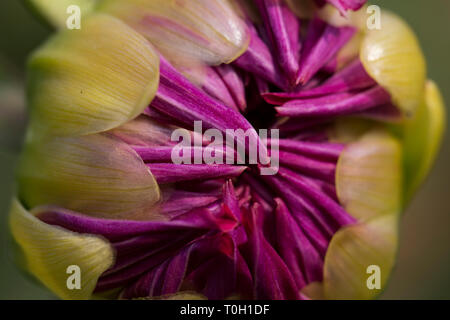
[11,0,445,300]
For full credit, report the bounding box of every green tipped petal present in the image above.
[323,214,399,300]
[25,0,97,28]
[18,133,161,220]
[97,0,250,67]
[403,80,446,203]
[27,14,160,136]
[336,130,403,221]
[9,199,114,300]
[360,11,426,116]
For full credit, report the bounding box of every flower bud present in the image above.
[27,14,160,136]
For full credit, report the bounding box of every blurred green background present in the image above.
[0,0,449,299]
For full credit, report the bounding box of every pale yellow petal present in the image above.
[360,11,426,116]
[336,130,403,221]
[403,80,446,202]
[323,214,399,300]
[18,133,161,220]
[9,199,114,300]
[28,14,160,136]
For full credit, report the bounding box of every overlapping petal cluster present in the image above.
[11,0,445,300]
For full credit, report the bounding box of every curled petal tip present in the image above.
[25,0,97,29]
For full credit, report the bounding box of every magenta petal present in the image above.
[269,139,344,161]
[185,233,240,300]
[303,59,377,97]
[121,244,192,299]
[242,204,302,300]
[36,208,217,241]
[278,150,337,182]
[222,180,242,220]
[134,146,231,164]
[274,199,323,287]
[215,65,247,112]
[242,173,276,208]
[260,173,331,254]
[234,24,287,89]
[198,66,241,112]
[255,0,301,85]
[159,190,221,218]
[321,57,338,74]
[152,57,267,161]
[98,232,197,291]
[277,167,356,228]
[147,163,246,184]
[264,59,376,104]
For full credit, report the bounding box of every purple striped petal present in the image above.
[277,167,356,227]
[121,245,193,299]
[152,57,268,163]
[234,23,287,89]
[215,65,247,112]
[185,233,239,300]
[189,65,241,112]
[134,146,233,164]
[35,207,218,242]
[264,59,376,104]
[147,163,246,184]
[278,150,338,182]
[260,173,331,254]
[277,86,392,117]
[274,199,323,287]
[268,139,344,161]
[159,190,221,218]
[255,0,301,85]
